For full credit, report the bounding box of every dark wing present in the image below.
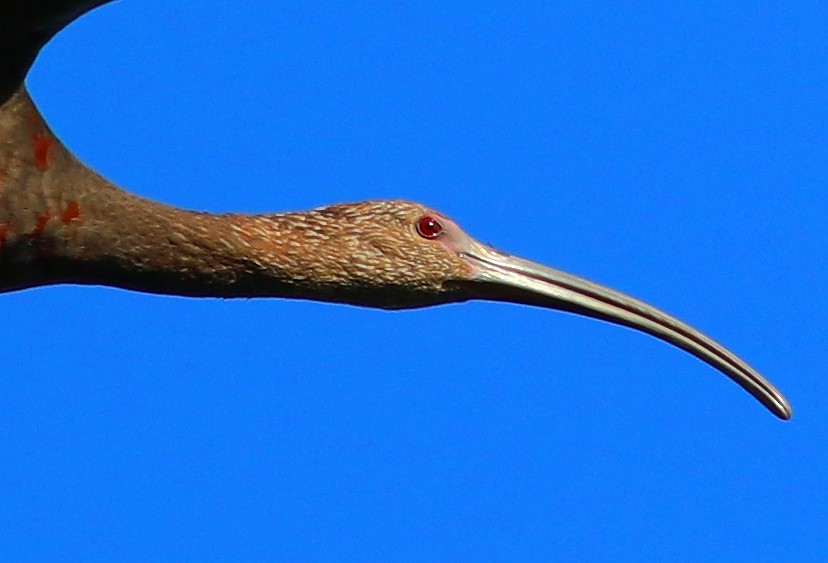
[1,0,114,103]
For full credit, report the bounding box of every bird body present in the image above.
[0,1,793,419]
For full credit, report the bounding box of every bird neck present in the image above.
[0,86,334,300]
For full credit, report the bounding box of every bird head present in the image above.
[284,199,791,420]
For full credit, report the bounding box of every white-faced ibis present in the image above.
[0,2,792,419]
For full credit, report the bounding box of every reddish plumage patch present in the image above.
[33,212,50,237]
[61,201,80,225]
[0,223,7,250]
[32,133,52,171]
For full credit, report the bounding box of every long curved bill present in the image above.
[457,241,792,420]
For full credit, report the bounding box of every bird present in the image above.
[0,1,792,420]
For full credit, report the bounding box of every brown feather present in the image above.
[0,88,470,308]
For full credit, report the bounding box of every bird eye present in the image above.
[416,215,444,239]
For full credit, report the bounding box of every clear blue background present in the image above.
[4,1,825,560]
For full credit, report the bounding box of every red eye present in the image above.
[416,215,444,239]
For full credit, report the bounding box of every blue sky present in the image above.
[3,1,826,560]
